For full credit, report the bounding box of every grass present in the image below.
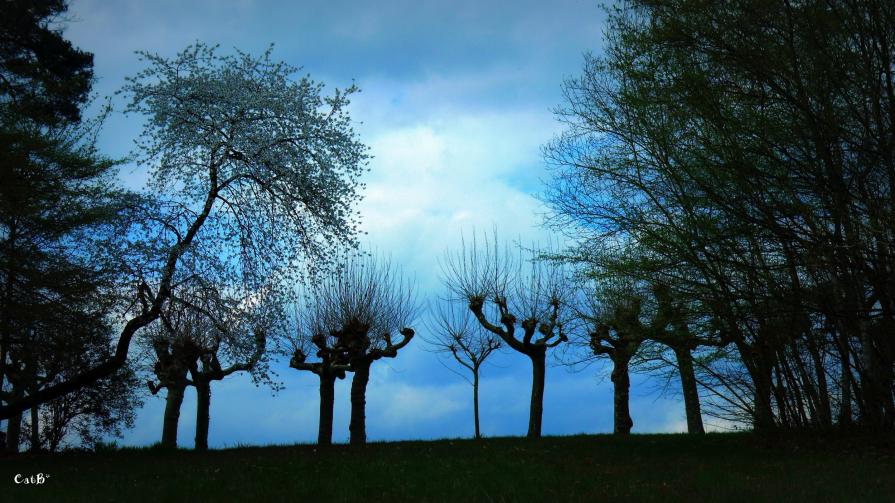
[1,433,894,502]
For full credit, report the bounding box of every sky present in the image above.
[61,0,699,447]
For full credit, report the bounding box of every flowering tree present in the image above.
[0,42,368,419]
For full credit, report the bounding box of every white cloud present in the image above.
[65,0,700,448]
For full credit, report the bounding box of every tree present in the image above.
[581,283,646,435]
[144,315,199,449]
[0,0,138,447]
[6,309,142,453]
[423,301,500,439]
[646,284,720,434]
[29,361,141,453]
[0,0,93,124]
[310,254,418,445]
[575,275,720,435]
[1,42,369,420]
[144,283,273,449]
[185,299,271,451]
[285,297,351,446]
[544,0,895,431]
[442,233,568,438]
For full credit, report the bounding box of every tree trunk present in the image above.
[161,384,185,448]
[349,361,371,446]
[318,373,336,446]
[674,346,705,434]
[5,412,21,453]
[859,324,886,430]
[806,333,832,428]
[837,325,853,428]
[611,354,633,435]
[752,359,776,432]
[473,369,481,440]
[29,405,39,451]
[737,339,776,432]
[527,351,546,438]
[195,381,210,450]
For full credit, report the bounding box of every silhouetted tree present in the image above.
[285,299,351,446]
[1,42,368,420]
[312,255,418,445]
[144,283,274,450]
[646,283,730,434]
[575,276,721,435]
[423,301,500,439]
[144,316,200,449]
[577,277,647,435]
[186,304,270,451]
[0,0,93,124]
[443,233,568,438]
[0,0,137,446]
[545,0,895,431]
[6,312,142,452]
[26,361,141,453]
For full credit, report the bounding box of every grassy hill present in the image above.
[1,433,893,502]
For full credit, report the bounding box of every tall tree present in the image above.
[1,42,369,420]
[0,0,138,445]
[0,0,93,124]
[545,0,895,431]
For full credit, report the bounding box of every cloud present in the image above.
[61,0,716,448]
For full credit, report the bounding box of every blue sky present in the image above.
[63,0,698,447]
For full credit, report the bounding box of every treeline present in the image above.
[2,0,894,453]
[543,0,895,432]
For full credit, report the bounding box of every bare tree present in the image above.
[442,233,568,438]
[284,298,350,446]
[312,254,418,445]
[423,301,500,439]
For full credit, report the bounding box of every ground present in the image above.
[1,433,893,501]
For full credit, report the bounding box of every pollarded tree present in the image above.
[313,254,418,446]
[577,273,724,435]
[1,42,368,420]
[647,283,726,435]
[579,279,647,436]
[144,311,202,449]
[144,282,273,450]
[423,301,500,439]
[442,233,569,438]
[285,298,351,446]
[185,294,272,451]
